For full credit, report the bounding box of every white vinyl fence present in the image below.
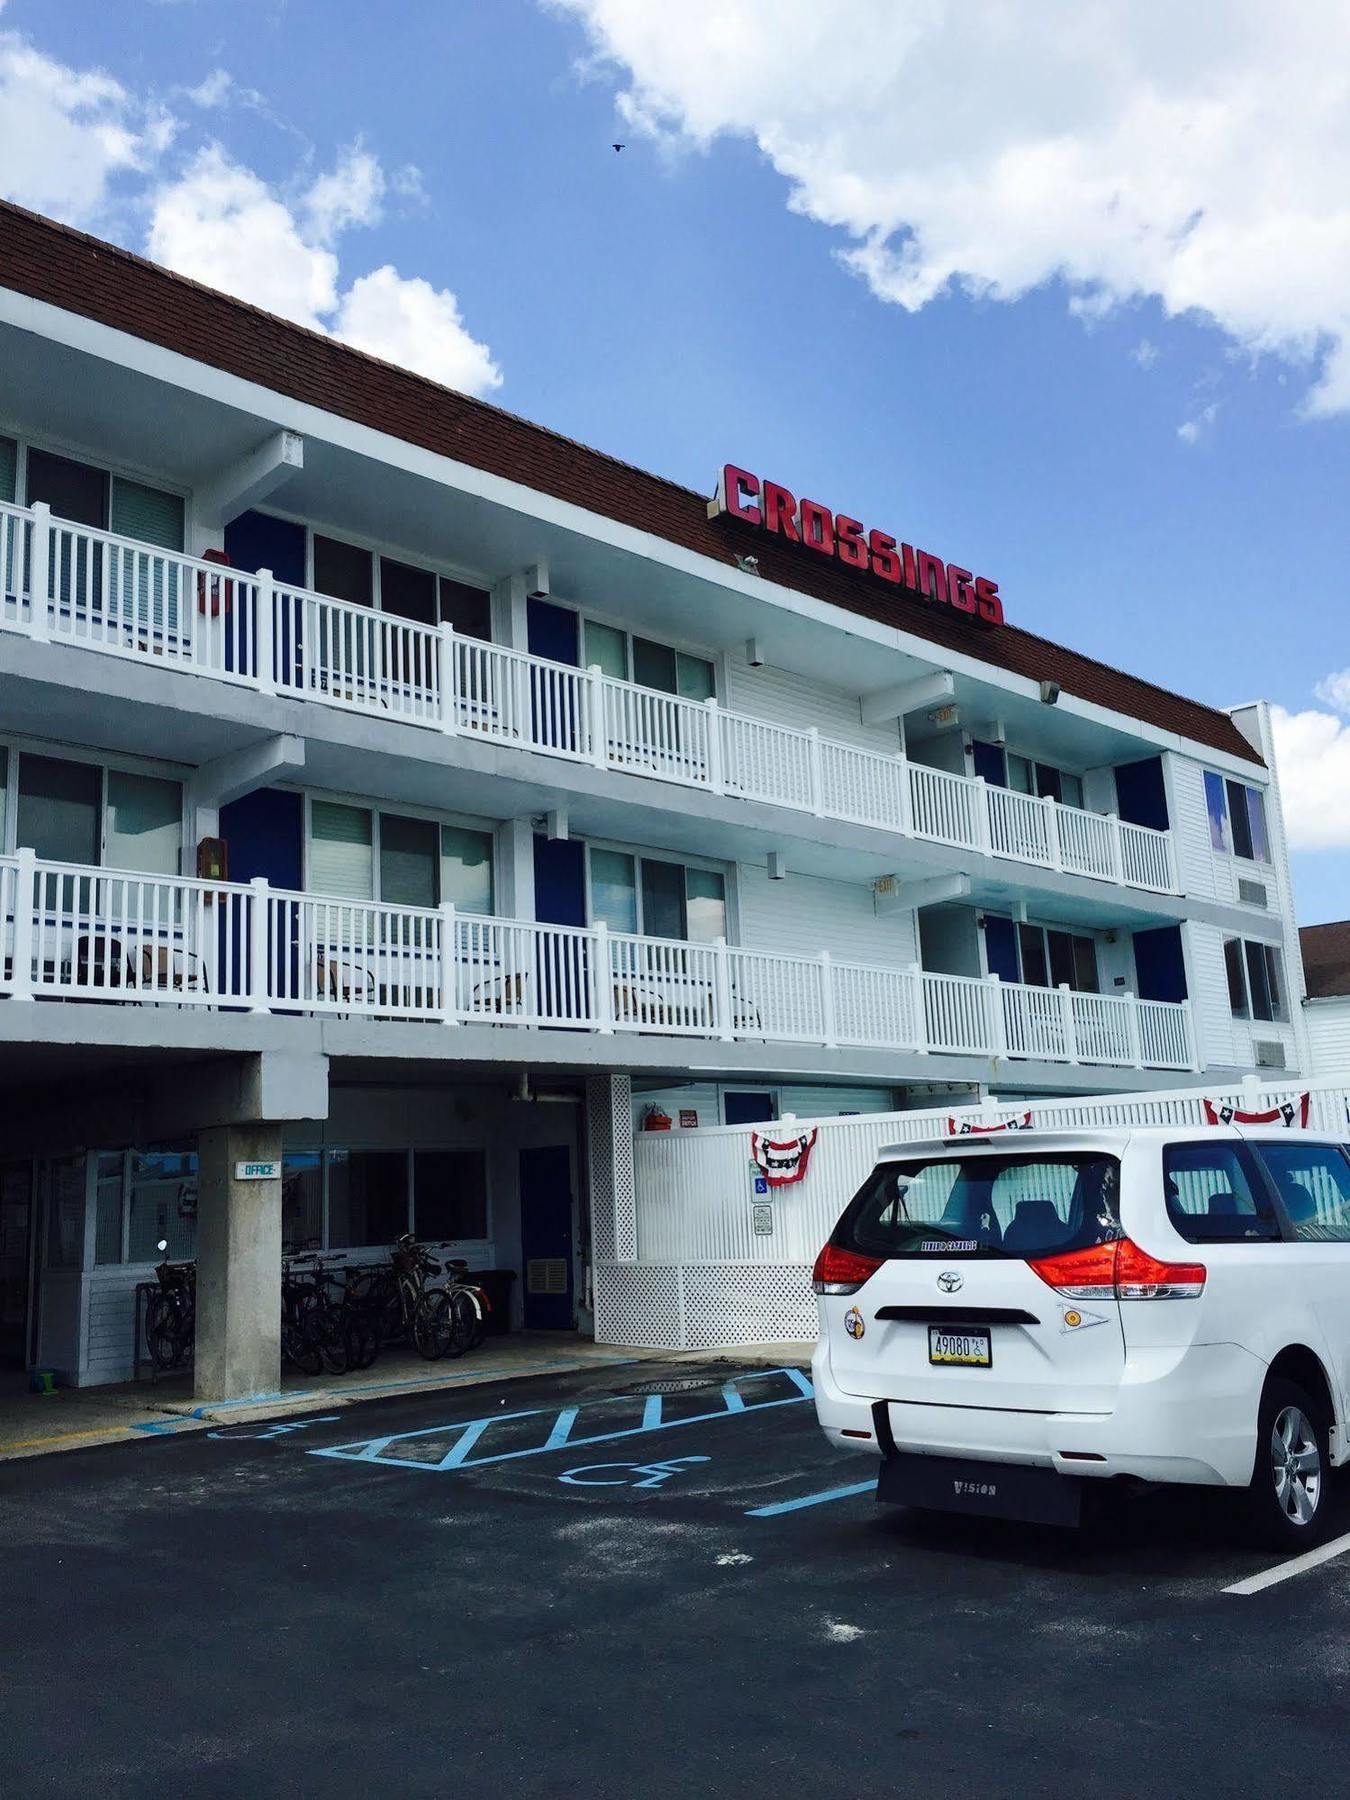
[593,1078,1350,1349]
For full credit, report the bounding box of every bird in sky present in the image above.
[613,143,625,152]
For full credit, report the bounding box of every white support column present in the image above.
[974,775,993,855]
[704,697,725,795]
[1107,812,1126,883]
[28,502,50,641]
[440,900,458,1025]
[248,877,272,1013]
[1123,990,1143,1067]
[712,936,734,1041]
[500,818,536,921]
[9,845,35,1001]
[807,727,824,816]
[592,921,614,1034]
[896,751,912,836]
[1044,797,1063,871]
[908,962,927,1051]
[819,950,837,1047]
[588,663,608,769]
[193,1123,283,1403]
[1059,982,1080,1063]
[985,972,1006,1058]
[439,621,459,734]
[586,1072,635,1268]
[254,569,275,695]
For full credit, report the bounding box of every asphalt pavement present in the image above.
[4,1356,1349,1799]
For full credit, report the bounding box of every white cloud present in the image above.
[1271,704,1350,850]
[337,265,502,392]
[303,142,385,244]
[0,30,162,224]
[550,0,1350,415]
[184,68,232,109]
[1177,401,1218,444]
[1314,669,1350,714]
[1132,338,1159,371]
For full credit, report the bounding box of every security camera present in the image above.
[1039,679,1061,705]
[737,554,760,576]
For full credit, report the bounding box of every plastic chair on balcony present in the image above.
[72,934,134,994]
[138,942,209,1001]
[315,952,374,1010]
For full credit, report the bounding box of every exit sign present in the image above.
[234,1160,280,1181]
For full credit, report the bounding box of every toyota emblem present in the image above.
[937,1270,964,1293]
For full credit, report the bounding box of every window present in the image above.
[579,618,716,700]
[105,771,181,876]
[16,754,100,865]
[588,848,726,942]
[1225,936,1286,1022]
[1256,1144,1350,1243]
[988,916,1098,992]
[26,448,107,528]
[94,1153,125,1266]
[127,1149,197,1263]
[281,1152,323,1251]
[109,479,184,553]
[1205,771,1270,863]
[438,578,492,641]
[441,825,494,915]
[413,1150,489,1240]
[45,1156,86,1270]
[1163,1142,1280,1244]
[0,436,15,505]
[326,1149,409,1247]
[835,1153,1120,1260]
[972,742,1083,809]
[380,813,439,908]
[379,557,437,626]
[312,535,373,606]
[309,801,375,900]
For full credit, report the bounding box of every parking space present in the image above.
[6,1359,1350,1797]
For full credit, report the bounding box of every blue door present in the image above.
[532,837,592,1022]
[1133,925,1187,1003]
[971,740,1006,787]
[219,789,303,1004]
[1114,757,1169,831]
[983,915,1021,983]
[224,510,307,686]
[526,599,580,752]
[527,598,579,665]
[519,1145,574,1330]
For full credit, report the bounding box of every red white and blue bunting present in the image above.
[750,1128,819,1187]
[1202,1094,1310,1128]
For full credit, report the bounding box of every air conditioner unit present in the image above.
[1238,878,1268,908]
[1254,1040,1287,1069]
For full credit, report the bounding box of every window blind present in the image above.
[310,801,374,899]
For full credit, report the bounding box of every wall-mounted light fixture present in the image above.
[767,851,787,880]
[1039,679,1061,705]
[746,637,764,667]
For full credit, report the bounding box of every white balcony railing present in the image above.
[0,498,1178,896]
[0,849,1196,1071]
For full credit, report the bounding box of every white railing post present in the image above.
[712,935,734,1041]
[908,962,927,1051]
[592,920,614,1034]
[985,972,1006,1058]
[704,697,725,795]
[439,622,459,735]
[28,503,50,641]
[807,727,824,817]
[440,900,458,1024]
[1044,796,1063,871]
[248,876,271,1013]
[974,775,993,855]
[588,664,609,770]
[9,846,36,1001]
[1185,998,1200,1071]
[1123,990,1143,1067]
[896,750,912,837]
[819,950,837,1047]
[1107,812,1126,884]
[254,568,276,695]
[1059,982,1080,1063]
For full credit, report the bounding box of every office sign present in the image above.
[234,1160,281,1181]
[710,463,1004,626]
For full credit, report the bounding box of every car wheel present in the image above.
[1243,1377,1333,1551]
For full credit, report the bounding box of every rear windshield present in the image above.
[834,1153,1122,1261]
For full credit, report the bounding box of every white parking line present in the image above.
[1224,1530,1350,1596]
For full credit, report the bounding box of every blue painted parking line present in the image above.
[309,1367,813,1475]
[745,1480,875,1517]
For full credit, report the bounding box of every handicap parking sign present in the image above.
[753,1176,768,1195]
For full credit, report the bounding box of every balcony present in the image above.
[0,498,1175,895]
[0,850,1196,1072]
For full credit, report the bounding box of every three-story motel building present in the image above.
[0,200,1309,1394]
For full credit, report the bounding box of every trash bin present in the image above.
[467,1268,516,1336]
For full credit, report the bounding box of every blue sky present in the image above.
[4,0,1350,920]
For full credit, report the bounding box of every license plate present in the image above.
[928,1326,991,1367]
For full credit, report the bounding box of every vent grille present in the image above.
[1254,1039,1287,1069]
[526,1257,569,1295]
[1238,878,1268,908]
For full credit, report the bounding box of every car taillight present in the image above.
[812,1242,882,1295]
[1029,1237,1206,1301]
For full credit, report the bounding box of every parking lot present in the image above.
[5,1357,1350,1798]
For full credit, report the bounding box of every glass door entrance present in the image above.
[0,1163,34,1368]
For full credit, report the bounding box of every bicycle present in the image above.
[416,1255,492,1359]
[145,1239,196,1371]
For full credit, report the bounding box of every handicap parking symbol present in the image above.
[753,1177,768,1195]
[558,1455,710,1490]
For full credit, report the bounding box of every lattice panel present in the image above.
[610,1072,636,1258]
[585,1075,616,1262]
[594,1262,684,1348]
[680,1263,817,1350]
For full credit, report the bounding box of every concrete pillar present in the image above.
[194,1123,284,1402]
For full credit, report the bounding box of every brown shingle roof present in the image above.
[0,198,1260,766]
[1300,922,1350,999]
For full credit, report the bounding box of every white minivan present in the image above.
[812,1126,1350,1545]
